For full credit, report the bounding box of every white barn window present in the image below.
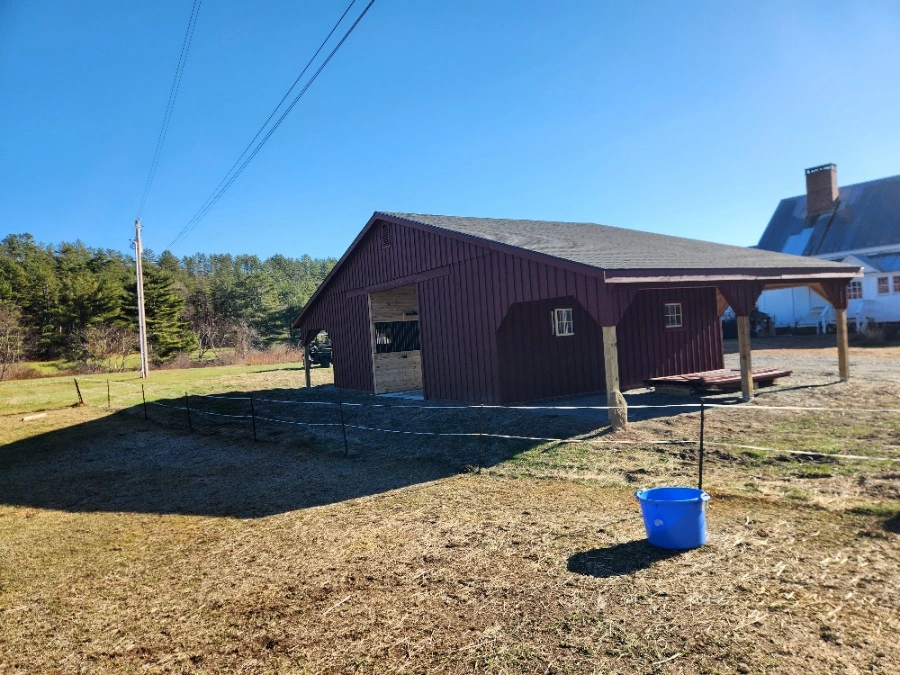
[664,302,683,328]
[847,280,863,300]
[552,308,574,336]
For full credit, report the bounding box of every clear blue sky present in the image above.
[2,0,899,260]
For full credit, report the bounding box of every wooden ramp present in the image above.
[644,367,792,394]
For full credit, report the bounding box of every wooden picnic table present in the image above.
[644,367,792,394]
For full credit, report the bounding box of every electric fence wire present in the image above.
[136,0,203,219]
[167,0,377,250]
[40,380,900,463]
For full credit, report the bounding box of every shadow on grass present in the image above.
[1,379,741,519]
[0,386,602,519]
[0,410,473,519]
[750,379,843,397]
[567,539,684,578]
[884,514,900,535]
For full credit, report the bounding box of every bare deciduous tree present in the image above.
[230,320,260,359]
[69,323,137,373]
[0,303,25,381]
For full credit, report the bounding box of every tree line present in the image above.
[0,233,335,377]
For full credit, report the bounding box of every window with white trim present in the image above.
[877,276,889,295]
[552,308,574,336]
[664,302,683,328]
[893,275,900,294]
[847,280,863,300]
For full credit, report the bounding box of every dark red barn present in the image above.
[292,212,859,427]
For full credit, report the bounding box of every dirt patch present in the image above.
[725,334,900,360]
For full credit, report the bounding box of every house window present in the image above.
[847,280,863,300]
[664,302,683,328]
[893,275,900,293]
[877,276,889,295]
[552,308,574,336]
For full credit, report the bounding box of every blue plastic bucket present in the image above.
[635,486,711,550]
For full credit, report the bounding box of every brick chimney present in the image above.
[805,163,838,216]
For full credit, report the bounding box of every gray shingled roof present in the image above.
[757,174,900,257]
[384,212,856,273]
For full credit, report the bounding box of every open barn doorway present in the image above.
[306,331,332,368]
[369,285,422,394]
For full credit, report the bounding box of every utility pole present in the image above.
[134,219,150,378]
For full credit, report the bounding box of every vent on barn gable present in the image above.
[381,222,391,248]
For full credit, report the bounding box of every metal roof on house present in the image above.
[384,212,855,273]
[757,174,900,258]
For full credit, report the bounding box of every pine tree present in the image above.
[126,265,195,361]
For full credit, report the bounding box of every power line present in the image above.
[168,0,375,249]
[136,0,203,220]
[170,0,359,244]
[166,0,377,251]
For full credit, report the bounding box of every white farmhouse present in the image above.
[756,164,900,332]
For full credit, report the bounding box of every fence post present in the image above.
[477,404,485,474]
[184,392,193,432]
[73,378,85,407]
[698,399,705,491]
[338,400,349,456]
[249,393,258,442]
[107,380,111,409]
[141,384,148,420]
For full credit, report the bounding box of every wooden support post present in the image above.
[602,325,628,430]
[835,307,850,381]
[304,343,311,389]
[737,315,753,401]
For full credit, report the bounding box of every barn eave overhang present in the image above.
[602,267,862,286]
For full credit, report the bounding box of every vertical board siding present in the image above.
[497,297,604,403]
[299,217,725,402]
[298,219,491,394]
[718,282,764,317]
[617,287,724,389]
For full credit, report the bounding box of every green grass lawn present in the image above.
[19,348,237,378]
[0,361,330,417]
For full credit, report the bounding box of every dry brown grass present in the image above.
[1,337,898,673]
[0,465,897,674]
